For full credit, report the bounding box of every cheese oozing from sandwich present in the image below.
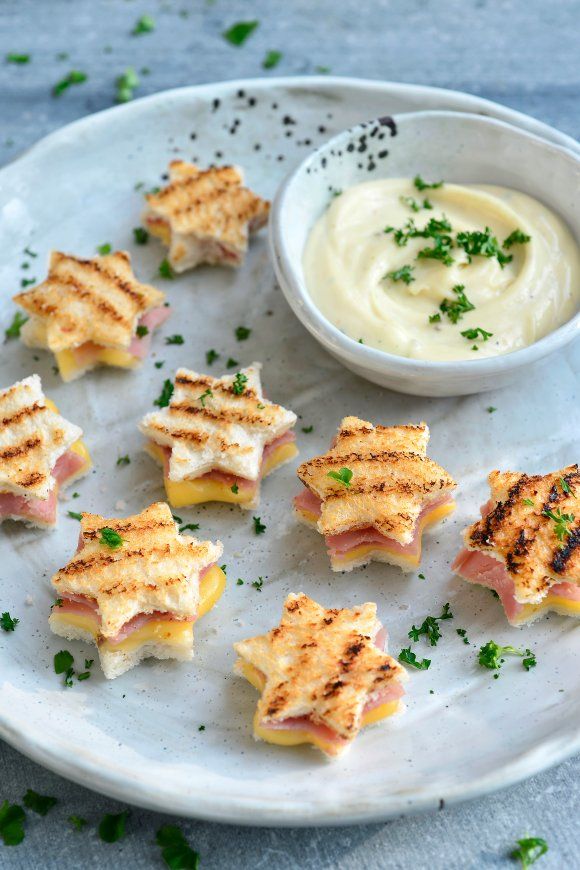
[234,593,407,757]
[140,363,297,509]
[294,417,456,572]
[0,376,91,528]
[453,465,580,625]
[143,161,270,272]
[49,502,224,678]
[14,251,169,381]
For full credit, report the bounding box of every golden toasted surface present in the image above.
[52,502,223,637]
[144,161,269,270]
[14,251,165,352]
[297,416,456,542]
[234,593,406,741]
[465,465,580,602]
[139,363,296,482]
[0,375,83,499]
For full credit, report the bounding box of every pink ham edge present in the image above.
[71,305,171,367]
[54,563,216,646]
[294,489,453,558]
[255,623,405,751]
[0,448,86,525]
[157,429,296,491]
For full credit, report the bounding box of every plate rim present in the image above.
[1,75,578,826]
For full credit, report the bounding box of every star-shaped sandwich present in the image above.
[453,465,580,625]
[0,374,91,528]
[14,250,170,381]
[49,502,225,679]
[234,592,407,757]
[294,416,456,572]
[139,363,297,509]
[142,160,270,272]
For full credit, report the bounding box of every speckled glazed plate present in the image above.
[0,77,578,826]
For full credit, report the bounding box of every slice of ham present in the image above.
[294,490,453,559]
[0,448,87,526]
[452,548,580,622]
[159,429,296,489]
[70,305,171,368]
[54,562,216,645]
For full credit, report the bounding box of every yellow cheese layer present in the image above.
[50,565,226,651]
[56,347,139,381]
[331,501,456,569]
[238,660,401,754]
[515,593,580,624]
[148,439,298,508]
[45,399,92,475]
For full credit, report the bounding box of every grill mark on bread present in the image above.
[0,436,42,461]
[169,401,273,428]
[0,402,44,428]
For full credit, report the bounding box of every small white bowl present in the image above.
[269,111,580,396]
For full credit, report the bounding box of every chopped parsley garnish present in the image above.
[165,334,184,345]
[408,603,453,646]
[53,70,87,97]
[456,628,470,645]
[263,50,282,69]
[98,810,130,843]
[236,578,244,585]
[172,514,182,525]
[510,836,548,868]
[385,264,415,285]
[413,175,443,191]
[96,243,112,255]
[235,325,251,341]
[179,523,200,533]
[5,311,29,339]
[223,20,259,46]
[198,388,213,407]
[418,573,425,580]
[99,527,124,549]
[23,246,37,258]
[327,467,353,488]
[400,195,432,212]
[116,455,130,466]
[523,649,537,671]
[54,649,74,676]
[257,402,265,409]
[231,483,239,494]
[487,406,497,413]
[478,641,533,675]
[154,379,174,407]
[560,477,575,495]
[159,258,174,279]
[51,599,63,609]
[132,15,155,35]
[20,277,37,288]
[523,498,535,507]
[154,360,165,369]
[136,324,149,338]
[253,516,266,535]
[302,425,314,433]
[439,284,475,324]
[429,313,441,324]
[0,801,25,846]
[115,67,139,103]
[67,510,82,521]
[69,815,88,831]
[226,357,239,369]
[398,647,431,669]
[456,227,513,268]
[542,507,575,542]
[503,229,531,249]
[23,789,57,817]
[417,234,454,266]
[232,372,248,395]
[6,53,30,64]
[198,724,205,732]
[0,612,19,632]
[156,824,200,870]
[206,348,220,365]
[133,226,149,245]
[252,576,264,592]
[460,327,493,342]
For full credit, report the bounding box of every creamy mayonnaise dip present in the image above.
[303,179,580,361]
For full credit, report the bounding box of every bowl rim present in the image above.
[270,109,580,378]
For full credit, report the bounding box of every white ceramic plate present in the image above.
[0,77,578,826]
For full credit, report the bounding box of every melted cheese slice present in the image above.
[50,564,226,652]
[148,440,299,508]
[56,347,139,381]
[514,593,580,625]
[44,399,92,475]
[238,661,402,754]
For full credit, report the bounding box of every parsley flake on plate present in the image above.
[53,70,87,97]
[5,311,29,339]
[385,264,415,285]
[67,510,82,521]
[252,577,264,592]
[159,259,175,279]
[54,649,74,686]
[116,455,130,466]
[226,357,239,369]
[96,243,112,255]
[477,641,531,674]
[413,175,443,191]
[263,50,283,69]
[23,789,57,817]
[98,810,130,843]
[0,801,25,846]
[408,602,453,646]
[154,360,165,369]
[69,815,88,831]
[235,325,251,341]
[132,14,155,35]
[253,516,266,535]
[232,372,248,395]
[327,467,353,487]
[523,649,537,671]
[99,527,124,549]
[154,379,174,407]
[156,824,200,870]
[165,334,184,345]
[6,53,30,64]
[236,578,244,585]
[301,425,314,433]
[179,523,200,533]
[223,20,259,46]
[510,836,548,868]
[115,67,139,103]
[0,611,19,632]
[136,324,149,338]
[206,348,220,365]
[398,647,431,670]
[133,226,149,245]
[456,628,470,645]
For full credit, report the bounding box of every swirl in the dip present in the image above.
[303,178,580,361]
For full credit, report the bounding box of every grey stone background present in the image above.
[0,0,578,867]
